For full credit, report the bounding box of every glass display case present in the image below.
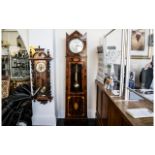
[10,50,29,79]
[127,29,154,103]
[2,29,30,92]
[103,29,154,103]
[103,29,126,96]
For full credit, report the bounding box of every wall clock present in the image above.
[29,47,53,104]
[66,30,87,119]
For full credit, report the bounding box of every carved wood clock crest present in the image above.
[66,31,87,118]
[29,47,53,104]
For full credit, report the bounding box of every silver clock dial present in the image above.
[69,38,84,53]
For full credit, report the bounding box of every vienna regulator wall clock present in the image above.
[66,31,87,118]
[29,47,53,104]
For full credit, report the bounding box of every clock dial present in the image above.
[36,62,46,73]
[69,38,84,53]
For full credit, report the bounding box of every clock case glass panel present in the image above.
[70,63,82,92]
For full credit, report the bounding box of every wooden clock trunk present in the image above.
[65,31,87,119]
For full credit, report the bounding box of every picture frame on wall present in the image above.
[130,29,152,59]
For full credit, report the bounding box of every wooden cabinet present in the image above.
[96,80,127,126]
[107,98,130,126]
[96,82,108,125]
[10,55,29,79]
[96,80,153,126]
[10,53,30,92]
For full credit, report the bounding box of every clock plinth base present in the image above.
[64,118,88,126]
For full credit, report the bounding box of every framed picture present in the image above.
[130,29,152,59]
[129,71,135,89]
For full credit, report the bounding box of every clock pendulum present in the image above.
[74,64,80,88]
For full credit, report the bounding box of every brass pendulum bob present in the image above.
[74,64,80,88]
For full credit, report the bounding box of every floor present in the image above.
[57,118,97,126]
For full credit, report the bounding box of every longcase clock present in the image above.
[29,47,53,104]
[66,31,87,118]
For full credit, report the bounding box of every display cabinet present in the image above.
[96,29,154,125]
[102,29,154,102]
[126,29,154,103]
[10,54,29,79]
[103,29,125,96]
[10,50,30,91]
[2,29,31,93]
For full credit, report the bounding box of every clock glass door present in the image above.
[70,63,82,92]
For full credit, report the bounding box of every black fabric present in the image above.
[140,67,153,89]
[2,84,32,126]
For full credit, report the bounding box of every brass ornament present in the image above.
[73,102,79,110]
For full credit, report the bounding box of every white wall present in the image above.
[28,29,56,125]
[12,29,153,124]
[17,29,29,50]
[55,29,110,118]
[17,29,110,125]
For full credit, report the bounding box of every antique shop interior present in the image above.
[1,29,154,126]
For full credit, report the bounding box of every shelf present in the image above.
[11,77,30,81]
[29,58,53,60]
[11,57,29,59]
[12,66,27,68]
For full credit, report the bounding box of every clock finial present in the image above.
[30,49,32,57]
[47,49,50,57]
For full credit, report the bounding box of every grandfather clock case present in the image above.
[66,31,87,119]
